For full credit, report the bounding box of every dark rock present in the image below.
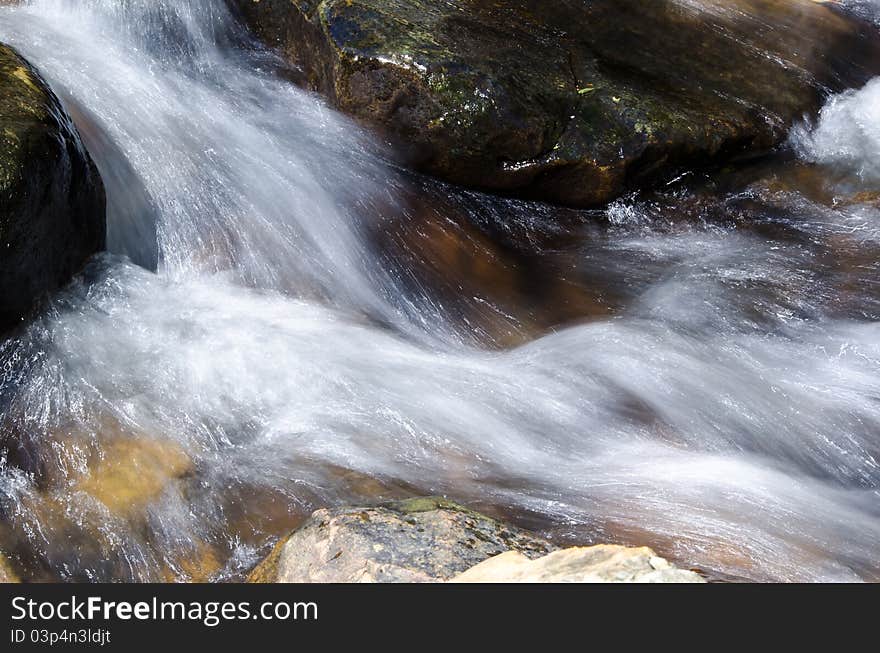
[0,44,105,331]
[229,0,880,206]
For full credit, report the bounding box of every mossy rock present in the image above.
[0,43,105,331]
[249,497,556,582]
[230,0,880,206]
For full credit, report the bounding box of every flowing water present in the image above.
[0,0,879,582]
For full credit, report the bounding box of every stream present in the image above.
[1,0,879,582]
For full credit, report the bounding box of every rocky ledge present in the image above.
[229,0,880,206]
[249,498,704,583]
[0,43,105,332]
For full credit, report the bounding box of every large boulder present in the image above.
[249,497,556,582]
[0,44,105,331]
[230,0,880,206]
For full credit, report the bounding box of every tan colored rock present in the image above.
[0,553,20,583]
[160,540,225,584]
[1,426,199,582]
[451,545,706,583]
[74,436,193,519]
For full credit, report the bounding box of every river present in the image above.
[0,0,879,582]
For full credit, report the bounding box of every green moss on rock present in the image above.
[248,498,556,582]
[0,44,105,331]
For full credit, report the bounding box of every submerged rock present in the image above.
[0,44,105,331]
[0,552,20,583]
[451,546,705,583]
[72,435,194,519]
[248,497,556,582]
[0,415,204,582]
[230,0,880,206]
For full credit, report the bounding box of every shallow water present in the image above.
[0,0,879,582]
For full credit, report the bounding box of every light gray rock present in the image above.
[451,546,706,583]
[249,497,555,583]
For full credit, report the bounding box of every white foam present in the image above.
[793,77,880,180]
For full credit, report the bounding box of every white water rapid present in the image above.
[1,0,879,582]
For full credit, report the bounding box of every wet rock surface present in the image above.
[230,0,880,206]
[0,44,105,331]
[0,551,19,582]
[0,416,210,582]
